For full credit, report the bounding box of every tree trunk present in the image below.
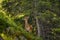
[35,17,41,37]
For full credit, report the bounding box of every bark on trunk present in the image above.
[35,17,40,37]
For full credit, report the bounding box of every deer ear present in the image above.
[25,16,29,19]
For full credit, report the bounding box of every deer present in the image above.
[24,16,32,32]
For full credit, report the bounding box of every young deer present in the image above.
[24,16,32,32]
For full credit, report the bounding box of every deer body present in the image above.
[24,16,32,32]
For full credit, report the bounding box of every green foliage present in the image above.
[0,10,42,40]
[0,0,60,40]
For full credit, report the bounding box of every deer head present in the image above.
[23,16,29,21]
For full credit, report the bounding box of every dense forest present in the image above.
[0,0,60,40]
